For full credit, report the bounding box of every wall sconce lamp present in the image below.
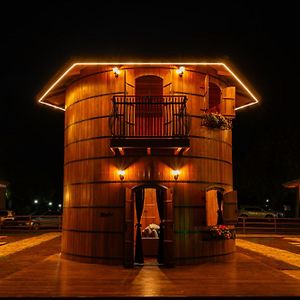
[176,66,185,77]
[112,67,121,78]
[171,169,180,180]
[118,169,125,180]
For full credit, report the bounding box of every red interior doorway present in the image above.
[135,75,163,136]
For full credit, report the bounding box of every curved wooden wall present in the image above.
[62,65,234,264]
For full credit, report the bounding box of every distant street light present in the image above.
[34,199,39,204]
[266,199,270,203]
[48,202,53,206]
[58,204,62,208]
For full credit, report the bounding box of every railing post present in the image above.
[112,96,116,136]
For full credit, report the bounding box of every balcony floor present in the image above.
[110,137,190,156]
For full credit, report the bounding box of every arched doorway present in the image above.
[205,187,225,226]
[135,75,164,136]
[124,184,174,267]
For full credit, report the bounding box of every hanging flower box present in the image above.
[201,112,232,130]
[208,225,236,240]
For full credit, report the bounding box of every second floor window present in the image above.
[208,82,221,113]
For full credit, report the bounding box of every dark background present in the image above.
[0,1,299,214]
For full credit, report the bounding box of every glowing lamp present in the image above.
[118,169,125,180]
[171,169,180,180]
[48,202,53,206]
[176,66,185,77]
[34,199,39,204]
[112,67,121,77]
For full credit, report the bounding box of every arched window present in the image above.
[135,75,163,96]
[208,82,221,113]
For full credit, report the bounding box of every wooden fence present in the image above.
[236,217,300,234]
[2,215,300,234]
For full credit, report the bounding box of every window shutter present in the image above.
[220,86,236,117]
[223,190,238,225]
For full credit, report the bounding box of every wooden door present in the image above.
[135,75,163,136]
[223,190,238,225]
[162,187,174,267]
[124,188,134,267]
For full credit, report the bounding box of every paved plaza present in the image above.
[0,232,300,297]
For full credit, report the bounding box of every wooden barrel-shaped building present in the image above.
[38,62,258,266]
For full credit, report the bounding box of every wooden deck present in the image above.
[0,234,300,297]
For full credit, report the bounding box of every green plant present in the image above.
[202,112,232,130]
[209,225,235,240]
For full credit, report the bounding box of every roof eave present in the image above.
[37,61,260,111]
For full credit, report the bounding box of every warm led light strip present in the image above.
[38,62,259,111]
[222,64,259,110]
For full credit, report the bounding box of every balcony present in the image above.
[110,95,190,155]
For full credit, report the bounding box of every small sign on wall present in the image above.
[98,212,114,217]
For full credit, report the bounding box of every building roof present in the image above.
[0,180,9,188]
[283,179,300,189]
[37,60,260,111]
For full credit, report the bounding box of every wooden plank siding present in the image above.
[62,65,235,265]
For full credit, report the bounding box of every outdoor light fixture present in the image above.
[118,169,125,180]
[48,202,53,206]
[58,204,62,208]
[176,66,185,77]
[172,169,180,180]
[112,67,120,77]
[34,199,39,204]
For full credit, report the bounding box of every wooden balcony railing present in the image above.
[110,95,190,138]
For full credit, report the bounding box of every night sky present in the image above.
[1,1,299,213]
